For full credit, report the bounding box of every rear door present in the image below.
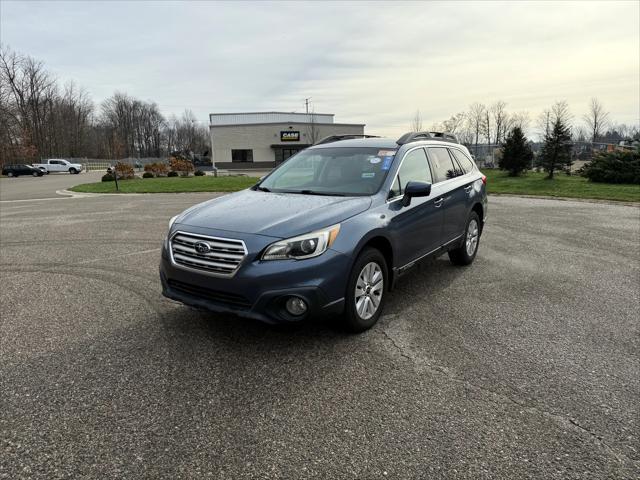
[426,147,468,245]
[386,147,443,267]
[449,148,480,230]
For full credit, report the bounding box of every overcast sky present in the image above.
[1,0,638,138]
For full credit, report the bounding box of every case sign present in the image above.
[280,131,300,142]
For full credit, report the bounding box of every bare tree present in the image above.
[583,97,609,143]
[536,109,552,140]
[573,127,588,142]
[410,109,423,131]
[441,112,466,134]
[467,103,486,156]
[482,108,491,146]
[490,100,508,145]
[551,101,573,137]
[508,111,530,135]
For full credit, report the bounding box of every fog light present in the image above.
[285,296,308,316]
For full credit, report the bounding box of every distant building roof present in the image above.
[209,111,335,126]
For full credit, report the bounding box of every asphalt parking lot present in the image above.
[0,192,638,479]
[0,171,105,201]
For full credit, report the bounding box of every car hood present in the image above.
[177,189,372,238]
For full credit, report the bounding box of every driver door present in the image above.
[386,147,443,268]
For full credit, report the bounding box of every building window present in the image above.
[231,149,253,162]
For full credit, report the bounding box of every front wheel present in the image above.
[32,171,39,177]
[69,168,77,174]
[344,247,387,333]
[448,211,481,266]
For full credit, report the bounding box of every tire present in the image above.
[7,171,14,177]
[448,211,481,266]
[69,168,77,174]
[32,171,39,177]
[344,247,388,333]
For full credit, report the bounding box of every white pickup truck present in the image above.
[32,159,83,174]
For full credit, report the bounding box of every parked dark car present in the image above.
[2,164,44,177]
[160,132,488,332]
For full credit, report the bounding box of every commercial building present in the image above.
[209,112,365,169]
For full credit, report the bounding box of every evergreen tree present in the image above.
[540,118,572,179]
[499,127,533,176]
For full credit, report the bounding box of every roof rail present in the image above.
[315,134,381,145]
[396,131,459,145]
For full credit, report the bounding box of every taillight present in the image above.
[481,175,487,185]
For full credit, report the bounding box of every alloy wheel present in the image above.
[466,219,479,256]
[354,262,383,320]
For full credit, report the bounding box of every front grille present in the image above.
[167,279,251,309]
[170,231,247,276]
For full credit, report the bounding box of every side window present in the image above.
[450,149,475,174]
[428,148,457,182]
[390,148,432,198]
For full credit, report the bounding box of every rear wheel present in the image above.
[344,247,387,333]
[448,211,481,266]
[7,171,14,177]
[69,168,77,174]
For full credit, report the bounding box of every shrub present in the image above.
[167,171,178,177]
[169,157,194,174]
[142,171,154,178]
[102,173,115,182]
[194,170,205,176]
[581,150,640,184]
[144,162,169,177]
[114,162,135,179]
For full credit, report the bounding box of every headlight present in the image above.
[262,224,340,261]
[168,215,178,229]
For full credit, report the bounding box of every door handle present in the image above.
[464,185,473,192]
[434,197,444,208]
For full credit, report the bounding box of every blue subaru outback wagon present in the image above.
[160,131,488,332]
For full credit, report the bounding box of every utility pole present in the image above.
[305,98,311,114]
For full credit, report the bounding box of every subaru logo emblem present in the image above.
[194,241,211,254]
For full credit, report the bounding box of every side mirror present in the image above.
[402,181,431,207]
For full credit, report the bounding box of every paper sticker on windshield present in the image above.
[369,157,381,164]
[362,172,376,178]
[381,157,393,171]
[377,150,396,157]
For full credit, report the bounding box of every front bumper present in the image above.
[160,240,351,324]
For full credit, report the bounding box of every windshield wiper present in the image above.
[298,189,345,197]
[255,186,271,192]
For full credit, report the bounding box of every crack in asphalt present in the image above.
[377,319,637,467]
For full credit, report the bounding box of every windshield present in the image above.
[258,147,397,196]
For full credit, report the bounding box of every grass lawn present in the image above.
[70,170,640,203]
[70,175,260,194]
[485,169,640,202]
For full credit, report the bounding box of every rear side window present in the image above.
[389,148,432,198]
[427,148,457,183]
[450,149,475,174]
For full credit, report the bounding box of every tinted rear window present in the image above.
[427,148,457,183]
[450,149,475,173]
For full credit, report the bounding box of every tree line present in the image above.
[0,45,209,165]
[411,98,639,150]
